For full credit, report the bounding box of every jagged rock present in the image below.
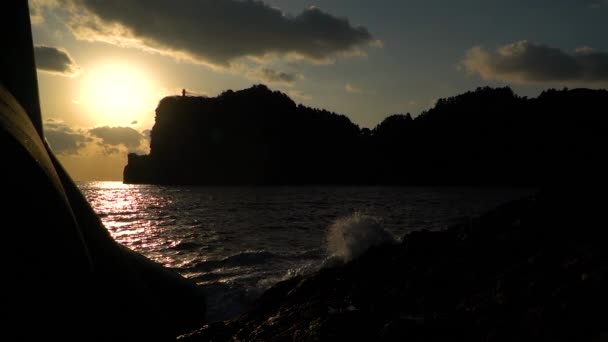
[179,188,608,341]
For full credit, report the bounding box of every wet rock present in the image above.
[179,189,608,341]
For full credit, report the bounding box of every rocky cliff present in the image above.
[125,85,608,185]
[125,84,361,185]
[179,187,608,341]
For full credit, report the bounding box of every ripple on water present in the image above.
[77,181,533,321]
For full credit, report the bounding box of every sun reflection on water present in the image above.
[78,181,532,284]
[82,181,179,265]
[77,181,533,321]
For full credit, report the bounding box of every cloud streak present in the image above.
[34,45,80,76]
[62,0,377,68]
[463,41,608,84]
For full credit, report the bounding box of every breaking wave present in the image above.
[326,212,397,262]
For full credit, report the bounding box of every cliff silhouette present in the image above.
[124,85,608,185]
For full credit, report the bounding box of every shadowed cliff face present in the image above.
[125,85,608,186]
[125,85,361,185]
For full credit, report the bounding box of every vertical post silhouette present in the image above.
[0,1,43,137]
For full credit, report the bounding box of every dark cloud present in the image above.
[589,0,608,8]
[88,126,145,152]
[44,120,89,154]
[65,0,376,67]
[102,146,120,155]
[253,68,298,85]
[44,121,150,155]
[34,45,80,76]
[463,41,608,84]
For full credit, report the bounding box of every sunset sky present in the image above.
[30,0,608,180]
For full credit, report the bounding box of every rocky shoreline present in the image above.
[178,188,607,341]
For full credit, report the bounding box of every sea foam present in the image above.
[326,212,396,262]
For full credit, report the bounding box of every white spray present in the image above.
[326,212,396,263]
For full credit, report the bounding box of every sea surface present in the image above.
[78,182,532,321]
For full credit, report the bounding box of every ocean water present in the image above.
[78,182,531,321]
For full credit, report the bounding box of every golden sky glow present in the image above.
[78,62,157,124]
[30,0,608,181]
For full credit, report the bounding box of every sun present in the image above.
[80,62,156,123]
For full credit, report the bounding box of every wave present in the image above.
[181,249,323,273]
[178,213,397,322]
[169,241,203,251]
[186,251,277,273]
[326,212,396,262]
[190,270,244,283]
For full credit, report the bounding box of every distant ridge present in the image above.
[124,84,608,186]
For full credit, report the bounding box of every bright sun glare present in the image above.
[81,62,156,123]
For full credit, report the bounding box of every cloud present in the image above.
[250,68,299,85]
[44,120,90,155]
[29,1,45,25]
[88,126,146,153]
[589,0,608,8]
[463,41,608,84]
[345,83,362,94]
[44,120,150,155]
[29,0,58,24]
[34,45,80,76]
[61,0,377,68]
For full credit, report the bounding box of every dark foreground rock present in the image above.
[179,188,607,341]
[1,5,206,337]
[1,82,207,341]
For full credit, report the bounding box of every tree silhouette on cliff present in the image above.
[125,85,608,186]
